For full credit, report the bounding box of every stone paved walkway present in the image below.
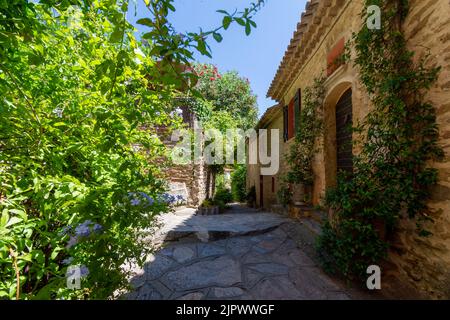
[152,205,287,243]
[124,205,366,300]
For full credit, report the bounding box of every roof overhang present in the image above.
[255,104,283,130]
[267,0,348,102]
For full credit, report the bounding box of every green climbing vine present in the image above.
[286,76,326,187]
[317,0,444,280]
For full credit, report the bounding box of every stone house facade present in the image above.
[247,0,450,298]
[157,104,208,207]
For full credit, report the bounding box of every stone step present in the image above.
[300,217,322,236]
[292,205,327,223]
[150,211,288,244]
[270,204,289,217]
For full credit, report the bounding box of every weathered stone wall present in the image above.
[254,0,450,298]
[386,0,450,299]
[158,106,208,208]
[165,161,207,207]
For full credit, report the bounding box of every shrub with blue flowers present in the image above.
[0,0,264,300]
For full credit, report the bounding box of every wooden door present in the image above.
[335,89,353,175]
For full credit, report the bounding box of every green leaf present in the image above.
[110,27,123,43]
[235,18,246,26]
[9,209,27,222]
[0,210,9,228]
[245,22,251,36]
[213,32,223,43]
[6,217,22,228]
[196,40,211,58]
[136,18,153,27]
[167,3,176,11]
[222,16,232,30]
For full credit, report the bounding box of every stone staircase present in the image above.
[267,204,328,254]
[269,204,327,238]
[292,205,326,236]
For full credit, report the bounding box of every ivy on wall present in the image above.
[286,76,326,187]
[317,0,444,279]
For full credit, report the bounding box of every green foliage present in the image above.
[193,64,258,130]
[276,184,292,208]
[286,77,326,186]
[0,2,175,300]
[317,219,388,277]
[200,198,215,208]
[137,0,264,61]
[0,0,265,300]
[317,0,444,281]
[213,188,233,209]
[190,63,258,193]
[231,165,247,202]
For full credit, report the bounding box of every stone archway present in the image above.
[323,81,353,190]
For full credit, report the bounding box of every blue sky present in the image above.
[128,0,307,116]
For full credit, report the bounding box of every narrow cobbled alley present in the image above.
[124,204,373,300]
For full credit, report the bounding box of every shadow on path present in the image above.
[122,204,377,300]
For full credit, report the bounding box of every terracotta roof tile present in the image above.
[267,0,346,101]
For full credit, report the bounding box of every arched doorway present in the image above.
[335,88,353,176]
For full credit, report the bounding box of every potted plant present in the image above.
[198,198,219,215]
[277,184,293,208]
[213,188,233,213]
[292,183,305,206]
[303,184,313,205]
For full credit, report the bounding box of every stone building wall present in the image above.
[262,113,284,208]
[253,0,450,298]
[387,0,450,298]
[158,106,208,208]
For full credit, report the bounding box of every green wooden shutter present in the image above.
[294,89,301,133]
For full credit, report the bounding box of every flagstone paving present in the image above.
[124,205,371,300]
[151,206,287,243]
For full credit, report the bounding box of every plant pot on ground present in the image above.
[213,188,232,213]
[198,199,219,215]
[277,184,293,209]
[303,184,313,205]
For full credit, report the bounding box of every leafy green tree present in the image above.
[193,63,258,130]
[231,165,247,202]
[0,0,264,299]
[189,64,257,198]
[0,3,172,300]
